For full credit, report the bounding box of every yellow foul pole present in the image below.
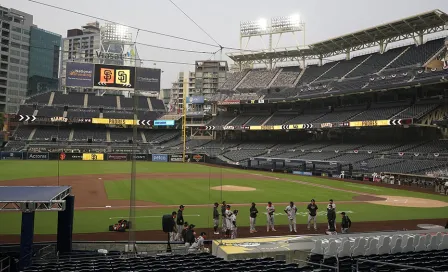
[182,72,188,162]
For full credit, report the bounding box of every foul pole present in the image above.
[182,72,188,162]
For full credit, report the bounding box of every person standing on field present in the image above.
[266,201,276,232]
[176,205,185,241]
[230,210,238,239]
[225,204,233,238]
[307,199,318,230]
[213,202,220,235]
[327,199,336,232]
[249,202,258,233]
[221,201,227,233]
[340,212,352,234]
[284,201,298,233]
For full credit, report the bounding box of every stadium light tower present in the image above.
[239,14,306,69]
[99,23,140,67]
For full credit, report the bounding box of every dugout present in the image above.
[248,157,352,176]
[0,186,74,269]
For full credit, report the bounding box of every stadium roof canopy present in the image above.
[228,9,448,64]
[0,186,71,211]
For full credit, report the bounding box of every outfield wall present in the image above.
[0,151,207,162]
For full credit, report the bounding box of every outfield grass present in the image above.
[104,178,358,204]
[0,203,447,235]
[0,161,447,235]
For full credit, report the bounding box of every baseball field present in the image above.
[0,160,447,241]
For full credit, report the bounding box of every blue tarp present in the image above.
[0,186,71,202]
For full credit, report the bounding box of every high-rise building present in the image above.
[0,6,33,113]
[168,71,195,112]
[194,60,227,99]
[28,27,61,96]
[60,22,139,91]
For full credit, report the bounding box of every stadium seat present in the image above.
[337,240,351,258]
[365,239,379,256]
[438,235,448,250]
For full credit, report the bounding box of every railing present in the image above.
[0,257,10,272]
[294,259,338,272]
[356,258,436,272]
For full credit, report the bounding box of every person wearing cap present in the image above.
[284,201,298,233]
[340,212,352,233]
[213,202,220,235]
[249,202,258,233]
[181,221,189,242]
[221,201,227,233]
[176,205,185,241]
[225,204,233,238]
[188,232,207,253]
[327,199,336,232]
[169,211,177,241]
[266,201,276,232]
[230,210,239,239]
[307,199,319,231]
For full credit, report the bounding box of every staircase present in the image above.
[48,92,55,106]
[141,131,147,143]
[147,98,154,111]
[342,55,372,79]
[311,62,340,83]
[116,96,121,109]
[293,68,307,86]
[261,113,275,126]
[33,109,38,116]
[83,94,88,107]
[233,70,251,91]
[28,128,37,141]
[106,129,111,142]
[69,129,74,141]
[63,111,67,118]
[267,68,283,88]
[378,47,410,73]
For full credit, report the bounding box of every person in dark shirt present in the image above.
[340,212,352,233]
[181,221,189,242]
[169,211,177,241]
[327,200,336,232]
[221,201,227,233]
[307,199,318,231]
[185,224,196,247]
[249,202,258,233]
[213,202,220,235]
[176,205,185,241]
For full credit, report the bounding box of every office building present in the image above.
[168,71,195,112]
[28,26,61,96]
[0,5,33,113]
[194,60,227,99]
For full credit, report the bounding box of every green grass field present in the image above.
[0,160,447,235]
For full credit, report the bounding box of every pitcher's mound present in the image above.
[366,195,448,208]
[210,185,256,192]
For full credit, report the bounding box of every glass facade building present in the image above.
[28,26,61,96]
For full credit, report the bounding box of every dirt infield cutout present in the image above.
[366,195,448,208]
[210,185,257,192]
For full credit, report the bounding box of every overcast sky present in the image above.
[3,0,447,88]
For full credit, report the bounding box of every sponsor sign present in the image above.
[93,64,136,90]
[152,154,168,162]
[51,117,68,123]
[223,125,235,130]
[95,50,132,61]
[320,123,333,128]
[1,151,23,160]
[349,119,389,127]
[135,67,161,91]
[82,153,104,161]
[218,100,240,105]
[107,153,128,161]
[48,152,83,160]
[154,120,175,126]
[186,96,205,104]
[27,152,49,160]
[292,171,313,176]
[66,62,94,87]
[132,154,147,161]
[170,154,188,162]
[191,154,205,162]
[92,118,136,125]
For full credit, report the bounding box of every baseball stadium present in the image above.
[1,5,448,272]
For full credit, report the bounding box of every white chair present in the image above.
[438,235,448,250]
[425,233,432,246]
[337,240,351,258]
[400,235,409,247]
[377,243,390,255]
[390,235,400,248]
[427,236,438,251]
[311,240,323,254]
[402,237,414,253]
[324,241,338,257]
[350,237,363,252]
[435,232,443,244]
[414,236,427,252]
[365,239,379,256]
[413,235,419,247]
[352,238,368,256]
[391,238,402,254]
[378,236,385,247]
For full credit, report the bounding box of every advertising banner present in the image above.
[54,152,83,161]
[66,62,94,87]
[170,154,188,162]
[26,152,49,160]
[190,154,205,163]
[135,67,161,91]
[1,151,23,160]
[132,154,148,161]
[186,96,204,104]
[82,153,104,161]
[151,154,168,162]
[107,153,128,161]
[154,120,175,126]
[91,118,136,125]
[292,171,313,176]
[93,64,135,90]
